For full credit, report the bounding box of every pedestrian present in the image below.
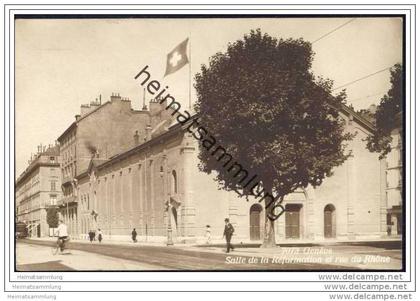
[222,218,235,253]
[205,225,211,244]
[88,230,95,243]
[131,228,137,243]
[97,228,103,243]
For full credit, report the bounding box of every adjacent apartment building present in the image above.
[385,112,403,235]
[56,94,175,237]
[16,144,62,237]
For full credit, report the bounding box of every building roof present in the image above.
[339,103,375,132]
[57,122,77,142]
[57,102,112,142]
[75,103,376,181]
[16,145,61,186]
[57,100,151,142]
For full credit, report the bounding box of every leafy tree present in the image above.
[366,64,403,159]
[46,207,59,228]
[194,29,353,247]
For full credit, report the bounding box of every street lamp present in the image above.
[160,165,173,246]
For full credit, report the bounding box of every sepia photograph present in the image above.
[13,15,404,273]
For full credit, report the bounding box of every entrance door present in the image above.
[250,204,263,240]
[285,204,301,239]
[324,204,336,238]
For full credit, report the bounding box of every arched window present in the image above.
[324,204,336,238]
[171,170,178,194]
[250,204,263,241]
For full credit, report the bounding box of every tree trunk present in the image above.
[261,193,277,248]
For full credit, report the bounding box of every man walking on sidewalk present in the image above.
[223,218,235,253]
[97,229,103,243]
[131,228,138,243]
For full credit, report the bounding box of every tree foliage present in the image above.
[366,63,403,159]
[194,29,353,245]
[46,207,59,228]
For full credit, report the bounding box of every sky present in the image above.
[15,17,403,176]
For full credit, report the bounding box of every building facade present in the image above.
[56,94,176,237]
[385,112,403,236]
[61,97,389,243]
[16,144,62,237]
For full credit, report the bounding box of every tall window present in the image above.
[171,170,178,194]
[50,181,57,191]
[50,195,57,205]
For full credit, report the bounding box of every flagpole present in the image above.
[188,34,192,110]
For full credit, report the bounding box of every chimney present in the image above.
[149,98,160,115]
[80,104,90,116]
[368,104,377,115]
[134,130,140,145]
[142,88,148,110]
[145,125,152,141]
[75,114,81,121]
[110,92,121,102]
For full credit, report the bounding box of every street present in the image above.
[16,239,402,271]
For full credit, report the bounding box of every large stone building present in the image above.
[56,94,175,237]
[359,106,403,237]
[16,144,62,237]
[385,112,403,236]
[56,94,390,243]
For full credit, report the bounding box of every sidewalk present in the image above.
[28,235,402,248]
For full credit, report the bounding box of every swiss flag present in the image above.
[164,38,189,76]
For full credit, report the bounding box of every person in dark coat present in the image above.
[97,229,103,243]
[131,228,137,243]
[88,230,95,243]
[222,218,235,253]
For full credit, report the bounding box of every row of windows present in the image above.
[62,163,75,179]
[18,195,40,213]
[63,147,76,164]
[97,168,178,195]
[61,131,76,148]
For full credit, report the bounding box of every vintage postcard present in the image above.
[3,3,415,300]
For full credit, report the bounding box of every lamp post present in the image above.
[160,165,173,246]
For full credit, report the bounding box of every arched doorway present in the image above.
[250,204,263,240]
[285,204,302,239]
[324,204,336,238]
